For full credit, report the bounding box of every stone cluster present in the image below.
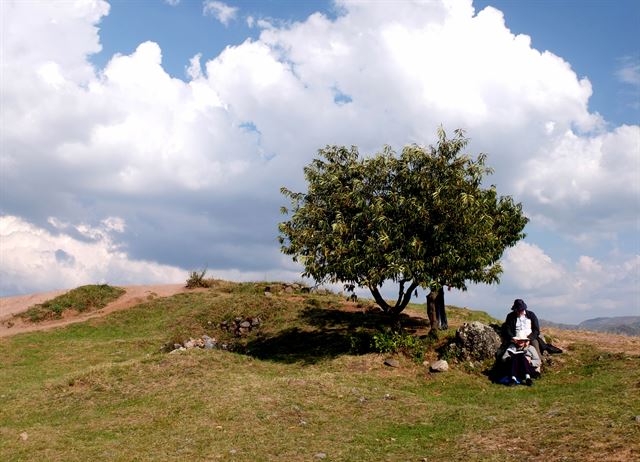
[219,316,261,337]
[167,335,225,353]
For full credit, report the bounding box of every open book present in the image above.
[507,348,525,355]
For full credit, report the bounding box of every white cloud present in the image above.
[203,1,238,26]
[165,0,181,6]
[446,242,639,323]
[501,242,566,292]
[0,216,186,295]
[186,52,203,80]
[616,55,640,86]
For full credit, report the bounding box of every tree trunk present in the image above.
[426,290,438,332]
[427,287,448,331]
[436,287,448,329]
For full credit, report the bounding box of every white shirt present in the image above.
[515,312,532,338]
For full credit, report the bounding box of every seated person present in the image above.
[501,333,541,386]
[503,299,542,358]
[502,299,563,356]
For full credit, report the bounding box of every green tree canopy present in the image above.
[278,128,528,316]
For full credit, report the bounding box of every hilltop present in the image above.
[1,281,638,461]
[541,316,640,337]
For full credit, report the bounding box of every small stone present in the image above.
[383,393,393,400]
[384,358,400,368]
[264,291,273,297]
[183,339,196,349]
[430,360,449,372]
[229,449,237,455]
[239,321,251,328]
[634,415,640,423]
[19,432,28,441]
[204,338,216,349]
[314,453,327,459]
[173,343,182,350]
[250,317,260,326]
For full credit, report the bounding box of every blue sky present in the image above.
[1,0,639,323]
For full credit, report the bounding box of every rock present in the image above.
[384,358,400,368]
[239,321,251,328]
[238,327,249,336]
[314,453,327,459]
[264,291,273,297]
[455,321,501,361]
[250,317,261,326]
[19,432,28,441]
[634,415,640,423]
[183,339,196,349]
[430,360,449,372]
[173,343,182,350]
[203,337,216,349]
[285,286,294,294]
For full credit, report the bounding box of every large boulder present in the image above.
[454,321,501,361]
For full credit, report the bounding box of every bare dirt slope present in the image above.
[0,284,189,338]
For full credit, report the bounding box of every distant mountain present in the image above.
[541,316,640,336]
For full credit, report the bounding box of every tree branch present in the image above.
[393,281,419,315]
[368,286,391,313]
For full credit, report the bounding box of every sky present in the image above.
[1,0,638,324]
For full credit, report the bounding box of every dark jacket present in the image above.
[503,310,540,342]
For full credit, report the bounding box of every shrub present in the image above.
[186,268,214,288]
[371,328,425,361]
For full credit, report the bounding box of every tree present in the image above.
[278,128,528,325]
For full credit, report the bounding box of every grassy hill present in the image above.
[1,281,638,461]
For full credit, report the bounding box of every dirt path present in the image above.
[0,284,190,338]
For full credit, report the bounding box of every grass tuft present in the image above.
[18,284,125,322]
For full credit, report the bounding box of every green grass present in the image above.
[18,284,126,322]
[1,283,638,461]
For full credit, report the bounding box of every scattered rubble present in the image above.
[164,316,262,353]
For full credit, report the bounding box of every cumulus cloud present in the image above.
[1,0,638,322]
[445,242,639,323]
[203,1,238,26]
[0,216,186,295]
